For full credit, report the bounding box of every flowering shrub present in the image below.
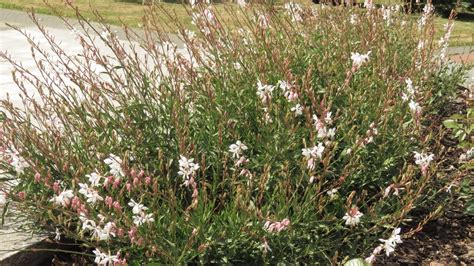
[0,2,466,264]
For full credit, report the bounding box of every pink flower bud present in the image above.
[145,176,152,185]
[105,196,113,208]
[373,245,383,255]
[138,170,145,178]
[34,172,41,183]
[126,183,132,192]
[133,177,140,187]
[365,255,376,264]
[113,201,122,213]
[128,226,137,243]
[53,181,61,194]
[17,191,26,200]
[112,177,121,189]
[71,196,81,210]
[280,218,290,227]
[104,175,114,188]
[117,228,124,238]
[79,204,88,215]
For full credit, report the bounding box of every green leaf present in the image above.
[344,258,369,266]
[465,200,474,215]
[443,119,459,129]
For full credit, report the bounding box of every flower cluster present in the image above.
[284,2,304,23]
[263,218,290,233]
[6,148,29,175]
[178,155,200,187]
[350,51,371,68]
[104,154,124,178]
[78,183,103,204]
[50,189,74,207]
[342,206,364,227]
[129,199,155,226]
[418,3,434,29]
[0,3,462,264]
[365,228,403,263]
[438,22,454,61]
[256,80,275,104]
[381,5,400,26]
[414,151,434,175]
[301,143,325,170]
[313,112,336,141]
[383,183,405,198]
[93,249,125,265]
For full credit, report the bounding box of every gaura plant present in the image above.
[0,2,466,264]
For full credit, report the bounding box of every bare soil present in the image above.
[380,199,473,265]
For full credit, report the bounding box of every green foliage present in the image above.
[0,3,465,264]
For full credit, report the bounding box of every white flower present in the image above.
[290,104,303,116]
[95,222,116,241]
[365,254,376,264]
[49,190,75,207]
[417,40,425,51]
[342,207,363,227]
[79,214,96,231]
[257,13,269,29]
[408,100,422,114]
[203,8,215,23]
[54,228,61,241]
[133,213,155,226]
[86,172,102,187]
[7,148,29,175]
[184,29,196,40]
[418,4,434,29]
[345,148,352,155]
[301,143,325,170]
[237,0,247,8]
[401,93,410,102]
[351,51,371,68]
[261,238,272,253]
[313,115,324,130]
[178,155,200,180]
[327,128,336,139]
[234,62,242,70]
[104,154,124,178]
[382,6,392,25]
[350,14,358,25]
[229,141,248,159]
[78,183,103,204]
[277,80,291,93]
[316,126,335,140]
[423,3,434,15]
[93,249,118,265]
[324,112,333,124]
[379,228,403,256]
[364,0,374,9]
[405,78,416,96]
[302,143,325,160]
[256,80,275,103]
[413,151,434,170]
[459,147,474,162]
[128,199,149,215]
[284,2,303,22]
[327,188,338,198]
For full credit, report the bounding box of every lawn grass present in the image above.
[0,0,472,46]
